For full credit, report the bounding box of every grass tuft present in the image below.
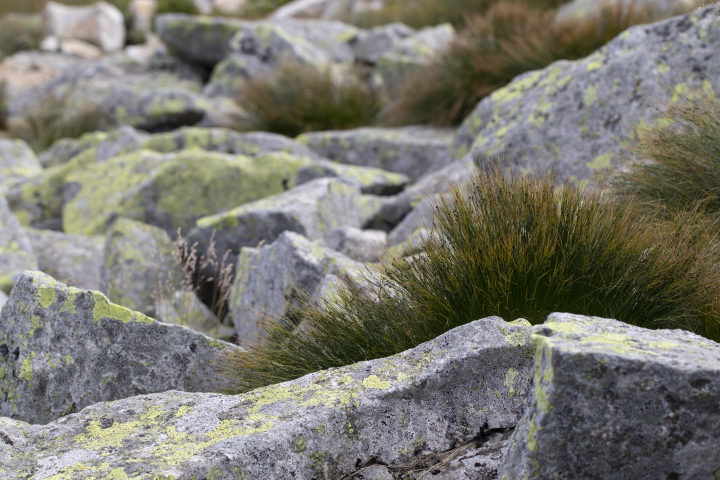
[216,164,720,393]
[236,61,382,137]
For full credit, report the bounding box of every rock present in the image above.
[375,23,455,93]
[499,312,720,479]
[0,271,231,425]
[387,194,437,246]
[128,0,158,43]
[0,195,37,294]
[269,0,388,20]
[0,51,87,99]
[298,126,456,181]
[555,0,699,24]
[0,139,42,195]
[57,38,104,59]
[155,290,235,340]
[100,218,183,318]
[202,53,269,98]
[25,228,104,291]
[353,22,416,64]
[0,290,6,311]
[42,1,126,53]
[454,5,720,183]
[191,178,381,267]
[214,0,246,14]
[229,231,360,340]
[323,226,386,262]
[1,315,533,477]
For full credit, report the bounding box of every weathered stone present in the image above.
[555,0,699,24]
[42,1,126,53]
[101,218,183,318]
[128,0,157,43]
[1,316,532,477]
[0,271,231,425]
[375,23,455,93]
[353,22,416,64]
[25,228,104,291]
[155,290,235,340]
[323,226,386,262]
[499,312,720,480]
[269,0,388,20]
[57,38,104,59]
[0,195,37,294]
[298,126,455,182]
[0,290,7,312]
[0,50,87,100]
[191,178,382,266]
[202,53,269,98]
[229,231,359,340]
[0,139,42,195]
[455,5,719,183]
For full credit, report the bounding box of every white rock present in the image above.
[42,1,126,53]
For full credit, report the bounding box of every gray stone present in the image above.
[101,218,183,318]
[298,126,456,182]
[202,53,269,98]
[0,50,88,100]
[155,290,235,340]
[324,226,387,262]
[269,0,389,20]
[0,195,37,294]
[388,194,436,246]
[454,5,720,183]
[229,230,360,340]
[555,0,699,24]
[499,312,720,480]
[1,316,533,477]
[42,1,126,53]
[353,22,416,64]
[0,290,7,312]
[375,23,455,93]
[0,139,42,195]
[25,228,104,291]
[0,271,231,425]
[190,178,382,266]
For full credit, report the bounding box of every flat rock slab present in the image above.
[0,271,232,425]
[0,316,533,478]
[454,5,720,182]
[499,312,720,480]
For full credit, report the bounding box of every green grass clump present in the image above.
[217,165,720,392]
[156,0,198,15]
[382,1,676,127]
[611,86,720,216]
[236,61,382,137]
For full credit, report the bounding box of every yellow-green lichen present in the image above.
[20,355,33,381]
[362,375,391,390]
[38,287,56,308]
[527,416,540,452]
[93,292,154,325]
[504,368,520,399]
[586,153,613,171]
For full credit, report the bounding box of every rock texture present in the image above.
[0,195,37,294]
[0,139,41,195]
[500,312,720,480]
[42,1,126,53]
[455,4,720,182]
[324,226,387,262]
[1,316,533,478]
[555,0,699,24]
[0,271,232,425]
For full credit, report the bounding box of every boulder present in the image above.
[202,53,269,98]
[298,126,456,181]
[0,195,37,294]
[41,1,126,53]
[269,0,388,20]
[155,290,235,340]
[25,228,104,291]
[0,316,533,477]
[0,271,231,425]
[0,290,6,311]
[128,0,158,43]
[229,231,360,340]
[191,178,382,266]
[555,0,699,24]
[0,51,87,100]
[500,312,720,479]
[375,23,455,93]
[101,218,183,318]
[0,139,42,195]
[353,22,416,65]
[454,4,720,183]
[323,225,387,262]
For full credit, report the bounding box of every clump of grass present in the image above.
[217,164,720,392]
[236,61,382,137]
[156,0,198,15]
[611,85,720,216]
[238,0,294,19]
[382,1,674,127]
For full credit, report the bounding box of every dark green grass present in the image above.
[611,85,720,216]
[382,1,680,127]
[217,165,720,393]
[236,61,382,137]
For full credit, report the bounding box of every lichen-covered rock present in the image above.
[1,315,532,478]
[324,225,387,262]
[191,178,381,266]
[353,22,416,64]
[101,218,183,318]
[555,0,699,24]
[155,290,235,340]
[229,231,360,340]
[0,139,42,195]
[202,53,269,98]
[0,195,37,294]
[26,228,104,291]
[455,5,718,183]
[298,126,455,182]
[499,312,720,480]
[0,271,231,425]
[375,23,455,93]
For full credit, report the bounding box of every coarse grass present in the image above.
[236,61,383,137]
[348,0,568,30]
[156,0,198,15]
[238,0,294,19]
[0,13,42,57]
[611,85,720,217]
[382,1,675,127]
[216,164,720,393]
